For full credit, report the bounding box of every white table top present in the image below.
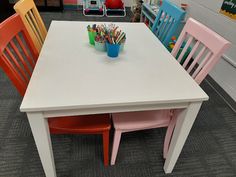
[20,21,208,112]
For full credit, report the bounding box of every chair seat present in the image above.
[112,110,171,131]
[48,114,111,134]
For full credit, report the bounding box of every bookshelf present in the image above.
[141,3,159,29]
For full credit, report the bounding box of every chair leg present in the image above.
[102,130,109,166]
[111,130,122,165]
[163,115,177,159]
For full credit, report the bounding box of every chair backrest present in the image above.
[151,0,185,47]
[0,14,39,96]
[171,18,231,84]
[105,0,124,9]
[14,0,47,52]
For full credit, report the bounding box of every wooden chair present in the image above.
[0,14,111,166]
[151,0,185,47]
[111,17,230,165]
[14,0,47,52]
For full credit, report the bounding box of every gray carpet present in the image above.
[0,10,236,177]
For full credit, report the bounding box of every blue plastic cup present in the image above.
[95,41,106,52]
[106,43,120,58]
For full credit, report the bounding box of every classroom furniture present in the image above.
[141,2,159,28]
[0,14,38,96]
[48,115,111,167]
[172,18,230,84]
[19,21,208,176]
[111,17,231,165]
[151,0,186,47]
[83,0,104,16]
[104,0,126,17]
[0,14,111,167]
[14,0,47,52]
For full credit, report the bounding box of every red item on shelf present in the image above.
[105,0,124,9]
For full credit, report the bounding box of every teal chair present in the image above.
[152,0,186,47]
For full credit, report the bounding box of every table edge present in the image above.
[20,96,209,113]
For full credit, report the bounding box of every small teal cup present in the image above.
[120,42,125,52]
[106,43,120,58]
[95,41,106,52]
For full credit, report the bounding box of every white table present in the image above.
[20,21,208,177]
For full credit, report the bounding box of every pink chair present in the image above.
[111,17,231,165]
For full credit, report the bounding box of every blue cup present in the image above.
[106,43,120,58]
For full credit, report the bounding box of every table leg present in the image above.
[27,112,57,177]
[163,102,202,173]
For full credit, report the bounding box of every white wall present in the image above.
[169,0,236,101]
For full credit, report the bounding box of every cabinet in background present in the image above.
[141,3,159,29]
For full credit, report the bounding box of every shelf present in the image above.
[142,10,155,24]
[142,3,159,17]
[141,3,159,28]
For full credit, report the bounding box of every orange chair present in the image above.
[0,14,111,166]
[14,0,47,52]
